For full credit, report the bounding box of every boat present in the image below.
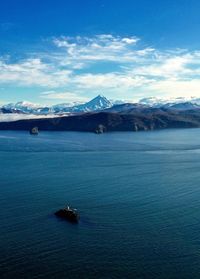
[30,127,39,135]
[55,205,79,223]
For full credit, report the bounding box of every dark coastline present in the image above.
[1,109,200,133]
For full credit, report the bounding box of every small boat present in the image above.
[55,205,79,223]
[30,127,39,135]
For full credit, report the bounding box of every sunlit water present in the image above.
[1,129,200,278]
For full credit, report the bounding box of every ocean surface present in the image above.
[1,129,200,279]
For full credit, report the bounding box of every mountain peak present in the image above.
[97,94,106,98]
[92,94,108,101]
[76,95,112,111]
[2,95,200,116]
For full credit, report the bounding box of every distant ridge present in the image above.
[2,95,200,116]
[1,95,116,115]
[1,105,200,133]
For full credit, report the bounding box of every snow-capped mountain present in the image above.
[139,96,200,109]
[3,101,42,113]
[51,95,113,113]
[72,95,112,112]
[139,97,164,107]
[2,95,200,116]
[1,95,115,115]
[139,97,189,107]
[161,102,200,110]
[52,102,82,113]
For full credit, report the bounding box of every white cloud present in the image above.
[0,113,62,122]
[73,73,152,90]
[149,79,200,98]
[0,58,72,87]
[1,34,200,101]
[131,53,194,78]
[53,34,142,65]
[40,91,88,102]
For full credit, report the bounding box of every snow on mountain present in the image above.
[0,95,114,115]
[190,98,200,105]
[3,101,42,113]
[48,95,112,113]
[72,95,112,112]
[139,97,164,107]
[52,101,83,113]
[2,95,200,116]
[139,97,189,107]
[163,102,200,110]
[139,96,200,109]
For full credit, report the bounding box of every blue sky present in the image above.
[1,0,200,104]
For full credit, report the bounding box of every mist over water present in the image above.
[1,129,200,278]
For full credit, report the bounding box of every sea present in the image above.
[1,129,200,279]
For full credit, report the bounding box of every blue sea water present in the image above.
[1,129,200,278]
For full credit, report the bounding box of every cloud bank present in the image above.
[1,34,200,102]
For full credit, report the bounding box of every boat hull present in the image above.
[55,209,79,223]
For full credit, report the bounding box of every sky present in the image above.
[1,0,200,105]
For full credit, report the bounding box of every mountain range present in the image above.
[1,95,115,115]
[1,106,200,133]
[2,95,200,133]
[1,95,200,116]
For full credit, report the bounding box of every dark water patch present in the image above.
[1,130,200,278]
